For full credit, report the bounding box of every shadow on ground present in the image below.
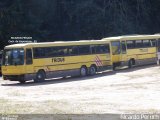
[1,64,157,87]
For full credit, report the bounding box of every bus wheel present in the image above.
[19,80,26,84]
[128,59,133,68]
[34,70,45,82]
[89,65,96,75]
[113,63,116,71]
[80,66,87,77]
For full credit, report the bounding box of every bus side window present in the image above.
[97,45,110,54]
[127,40,135,49]
[91,46,96,54]
[143,40,151,47]
[78,45,90,55]
[158,39,160,52]
[33,48,45,58]
[45,47,53,57]
[68,46,79,55]
[135,40,143,48]
[26,49,33,65]
[95,46,102,54]
[91,45,109,54]
[111,41,121,55]
[101,45,110,53]
[150,39,156,47]
[56,47,66,56]
[121,41,126,54]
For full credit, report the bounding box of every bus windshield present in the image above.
[2,49,24,65]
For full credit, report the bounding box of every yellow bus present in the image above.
[2,40,112,83]
[102,34,160,69]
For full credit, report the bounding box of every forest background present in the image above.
[0,0,160,49]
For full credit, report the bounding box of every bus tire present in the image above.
[80,66,87,77]
[89,65,96,75]
[18,76,25,84]
[34,70,45,83]
[113,63,116,70]
[128,59,134,68]
[19,80,26,84]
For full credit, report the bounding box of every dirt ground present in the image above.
[0,64,160,114]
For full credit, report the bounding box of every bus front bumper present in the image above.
[3,74,36,81]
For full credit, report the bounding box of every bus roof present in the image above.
[4,39,110,49]
[4,34,160,49]
[102,34,160,41]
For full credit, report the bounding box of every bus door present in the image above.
[157,39,160,64]
[111,41,121,63]
[121,41,127,62]
[25,48,34,73]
